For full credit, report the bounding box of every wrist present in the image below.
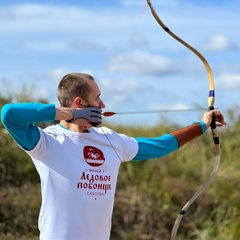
[199,120,207,132]
[67,108,74,122]
[171,122,204,148]
[55,107,74,121]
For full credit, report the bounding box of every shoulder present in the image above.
[94,126,137,145]
[41,124,67,139]
[94,126,115,135]
[43,125,59,134]
[94,126,128,138]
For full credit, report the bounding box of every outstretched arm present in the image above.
[133,110,226,161]
[133,121,206,161]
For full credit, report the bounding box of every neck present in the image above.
[59,120,88,133]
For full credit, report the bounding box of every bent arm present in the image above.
[133,121,206,161]
[1,103,57,150]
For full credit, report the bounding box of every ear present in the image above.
[72,97,82,108]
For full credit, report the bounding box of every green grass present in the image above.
[1,113,240,239]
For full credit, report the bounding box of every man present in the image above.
[1,72,226,240]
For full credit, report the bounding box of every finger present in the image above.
[90,107,102,113]
[213,110,221,115]
[90,112,102,117]
[89,116,102,123]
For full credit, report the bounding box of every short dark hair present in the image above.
[57,73,94,107]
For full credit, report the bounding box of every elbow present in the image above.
[1,103,15,126]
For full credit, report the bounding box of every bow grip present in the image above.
[208,106,219,145]
[208,106,216,130]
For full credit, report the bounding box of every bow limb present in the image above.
[146,1,221,239]
[146,0,215,95]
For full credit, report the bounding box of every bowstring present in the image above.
[99,127,122,163]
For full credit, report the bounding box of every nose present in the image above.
[100,101,105,109]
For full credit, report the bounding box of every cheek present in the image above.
[89,97,104,108]
[90,100,102,108]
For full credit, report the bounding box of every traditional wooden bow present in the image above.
[146,1,221,239]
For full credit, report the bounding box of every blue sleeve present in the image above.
[1,102,56,150]
[198,120,207,133]
[133,121,206,161]
[132,134,179,161]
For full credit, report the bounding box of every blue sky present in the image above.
[1,0,239,126]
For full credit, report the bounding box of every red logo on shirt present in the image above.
[83,146,105,167]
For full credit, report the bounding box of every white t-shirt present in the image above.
[26,125,138,240]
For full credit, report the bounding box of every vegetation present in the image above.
[0,85,240,240]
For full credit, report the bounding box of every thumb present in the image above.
[202,110,213,129]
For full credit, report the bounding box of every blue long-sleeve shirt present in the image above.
[1,103,206,161]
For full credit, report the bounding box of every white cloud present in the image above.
[129,33,148,48]
[69,41,103,52]
[0,4,110,34]
[149,101,189,111]
[47,68,71,81]
[24,41,69,52]
[218,73,240,90]
[101,77,144,95]
[107,51,175,75]
[17,39,103,52]
[47,68,96,82]
[203,34,237,52]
